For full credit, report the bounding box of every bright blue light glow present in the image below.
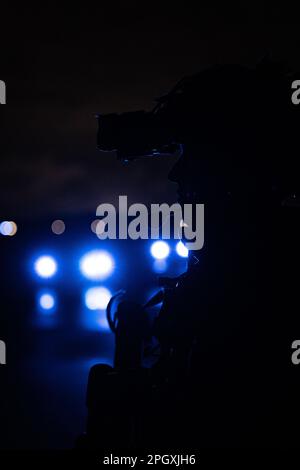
[79,250,114,280]
[34,256,57,278]
[153,259,168,273]
[150,241,170,260]
[97,313,111,331]
[39,293,55,310]
[85,287,112,310]
[176,241,189,258]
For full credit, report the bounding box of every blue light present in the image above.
[176,241,189,258]
[150,241,170,260]
[39,293,55,311]
[0,221,17,236]
[97,313,111,331]
[85,287,112,310]
[153,259,168,273]
[34,256,57,278]
[79,250,114,281]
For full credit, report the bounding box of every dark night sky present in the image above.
[0,4,299,218]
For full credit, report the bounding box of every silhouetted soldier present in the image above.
[91,60,300,449]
